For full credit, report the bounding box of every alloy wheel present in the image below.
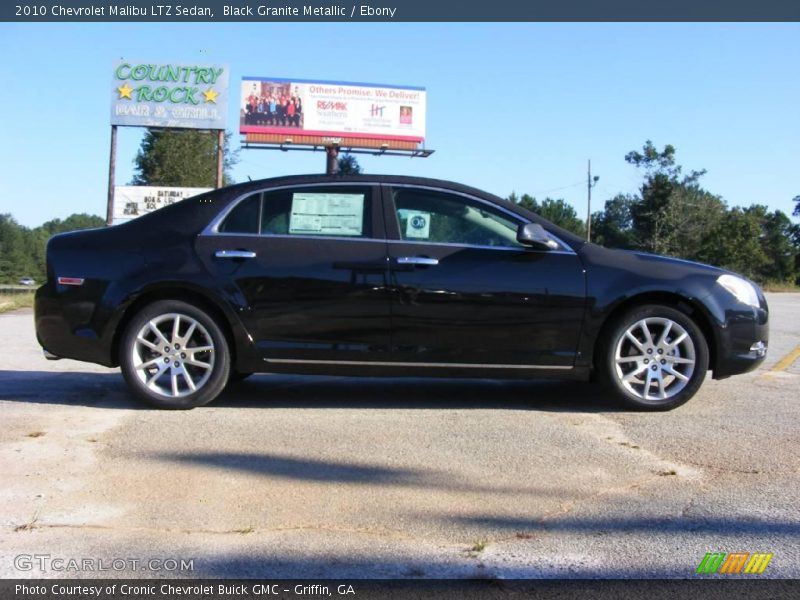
[613,317,696,403]
[131,313,215,398]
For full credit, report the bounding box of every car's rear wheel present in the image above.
[120,300,230,409]
[601,304,709,411]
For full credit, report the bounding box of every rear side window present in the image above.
[219,186,373,238]
[218,194,259,234]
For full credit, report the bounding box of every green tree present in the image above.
[508,193,585,236]
[132,129,239,187]
[743,205,798,283]
[624,140,711,255]
[696,208,770,279]
[0,213,105,283]
[337,153,362,175]
[0,214,35,282]
[591,194,637,249]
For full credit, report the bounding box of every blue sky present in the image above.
[0,22,798,227]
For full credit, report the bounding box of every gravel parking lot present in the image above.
[0,294,798,579]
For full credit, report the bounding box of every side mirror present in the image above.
[517,223,559,250]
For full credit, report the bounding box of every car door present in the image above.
[385,185,586,368]
[195,183,391,364]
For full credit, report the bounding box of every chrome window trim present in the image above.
[202,182,377,237]
[386,239,576,255]
[387,183,576,255]
[201,180,576,256]
[265,358,573,370]
[198,231,575,255]
[199,231,387,244]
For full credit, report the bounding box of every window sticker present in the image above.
[404,210,431,239]
[289,193,365,236]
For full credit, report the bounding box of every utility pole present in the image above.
[586,159,599,242]
[326,146,340,175]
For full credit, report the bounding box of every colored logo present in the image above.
[410,215,427,230]
[696,552,773,575]
[370,104,386,117]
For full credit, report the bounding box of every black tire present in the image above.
[599,304,709,411]
[119,300,230,409]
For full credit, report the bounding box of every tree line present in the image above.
[509,141,799,286]
[0,213,106,283]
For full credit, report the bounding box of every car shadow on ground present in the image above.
[0,370,623,412]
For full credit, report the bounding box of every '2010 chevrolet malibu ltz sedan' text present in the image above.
[35,175,768,410]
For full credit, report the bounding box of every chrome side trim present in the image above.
[265,358,573,370]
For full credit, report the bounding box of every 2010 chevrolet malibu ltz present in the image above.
[35,175,768,410]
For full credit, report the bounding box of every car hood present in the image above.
[578,243,734,302]
[624,249,727,276]
[581,244,724,275]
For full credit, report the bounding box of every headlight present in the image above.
[717,274,760,307]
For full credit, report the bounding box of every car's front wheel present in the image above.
[120,300,230,409]
[601,304,709,411]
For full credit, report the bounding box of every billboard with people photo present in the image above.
[240,77,426,142]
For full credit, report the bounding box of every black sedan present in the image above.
[35,175,768,410]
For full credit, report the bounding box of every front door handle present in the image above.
[396,256,439,266]
[215,249,256,259]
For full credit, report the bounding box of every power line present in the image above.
[530,181,585,196]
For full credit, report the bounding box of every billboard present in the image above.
[112,60,229,129]
[113,186,212,225]
[240,77,426,143]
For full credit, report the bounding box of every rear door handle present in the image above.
[215,249,256,259]
[396,256,439,266]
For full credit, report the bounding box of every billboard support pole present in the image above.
[216,130,224,188]
[106,125,117,226]
[325,146,340,175]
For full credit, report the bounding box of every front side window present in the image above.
[393,188,524,248]
[218,186,373,238]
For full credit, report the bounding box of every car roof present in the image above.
[220,173,503,201]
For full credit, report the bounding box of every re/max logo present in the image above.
[696,552,773,574]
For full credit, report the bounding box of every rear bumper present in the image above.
[35,283,116,367]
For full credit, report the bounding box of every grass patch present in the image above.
[0,292,34,314]
[467,539,488,557]
[762,282,800,293]
[14,509,41,532]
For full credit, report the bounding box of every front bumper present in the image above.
[709,296,769,380]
